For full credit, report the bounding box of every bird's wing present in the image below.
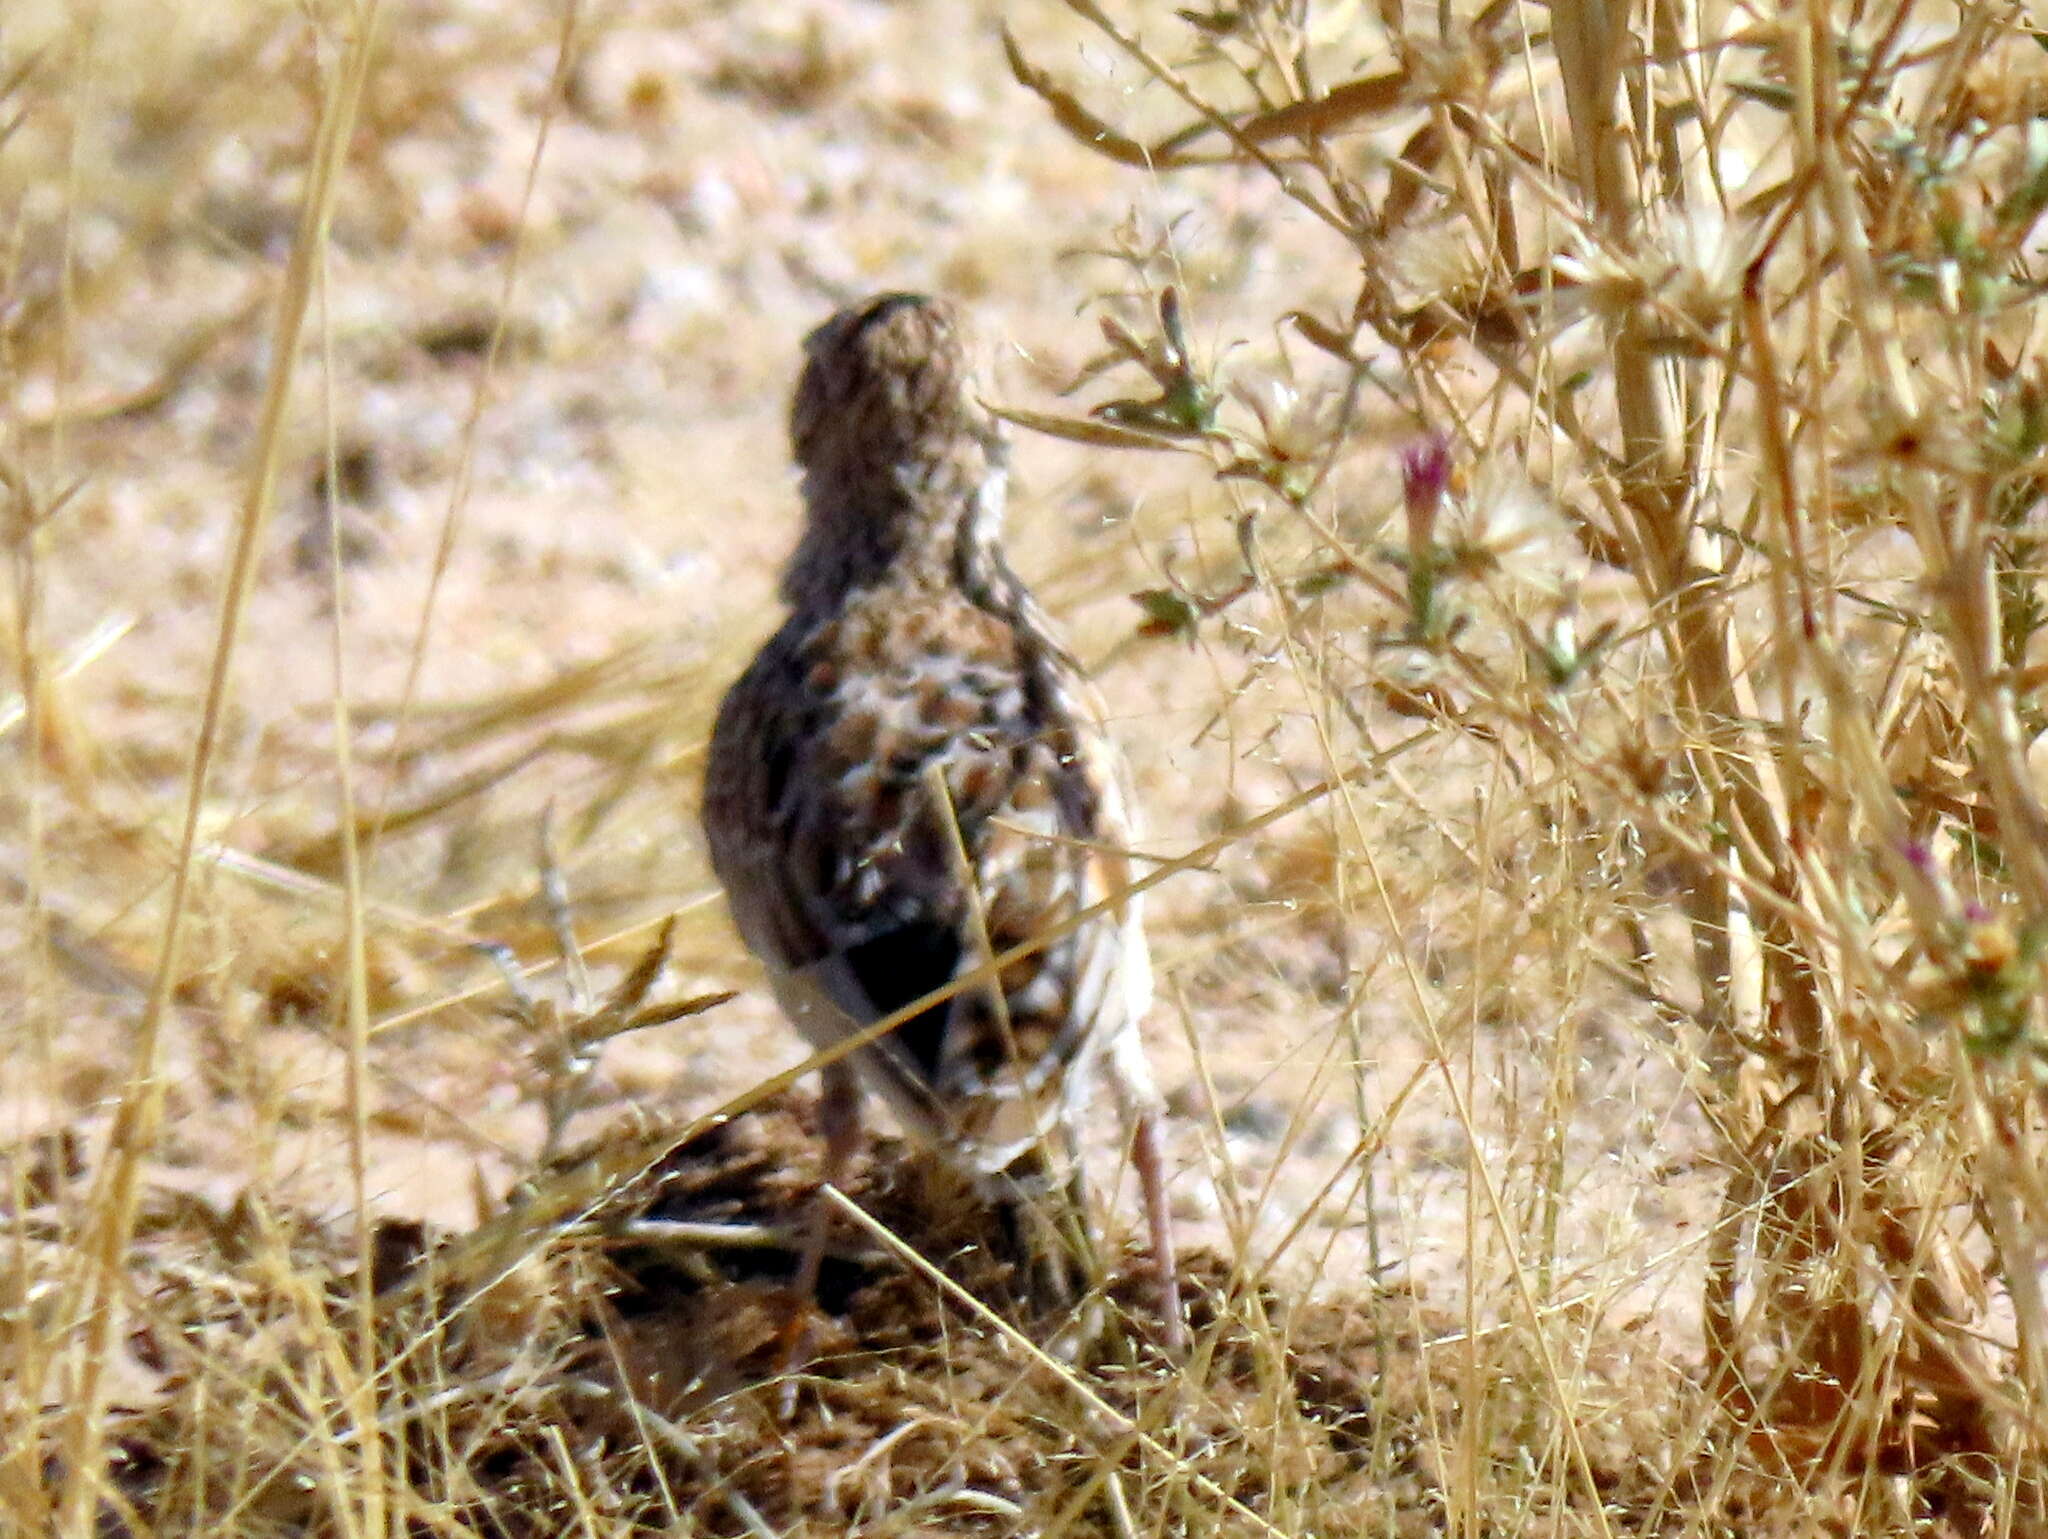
[703,621,966,1137]
[703,591,1148,1155]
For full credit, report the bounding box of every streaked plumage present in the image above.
[701,292,1180,1348]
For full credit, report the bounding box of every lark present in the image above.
[701,292,1182,1352]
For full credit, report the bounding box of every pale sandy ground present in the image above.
[3,0,1719,1403]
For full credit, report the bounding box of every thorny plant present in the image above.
[1011,0,2048,1524]
[480,813,734,1163]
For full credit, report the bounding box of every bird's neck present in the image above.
[781,457,1013,613]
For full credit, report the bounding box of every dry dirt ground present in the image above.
[3,0,1737,1530]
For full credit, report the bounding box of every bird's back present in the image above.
[703,569,1150,1164]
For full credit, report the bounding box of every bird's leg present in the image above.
[797,1059,864,1306]
[777,1060,863,1410]
[1106,1037,1184,1351]
[1130,1105,1185,1352]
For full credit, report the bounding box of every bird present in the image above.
[700,291,1182,1358]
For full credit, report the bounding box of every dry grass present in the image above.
[5,0,2048,1533]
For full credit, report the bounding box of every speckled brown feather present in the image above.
[703,294,1153,1169]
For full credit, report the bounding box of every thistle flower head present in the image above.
[1401,434,1453,550]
